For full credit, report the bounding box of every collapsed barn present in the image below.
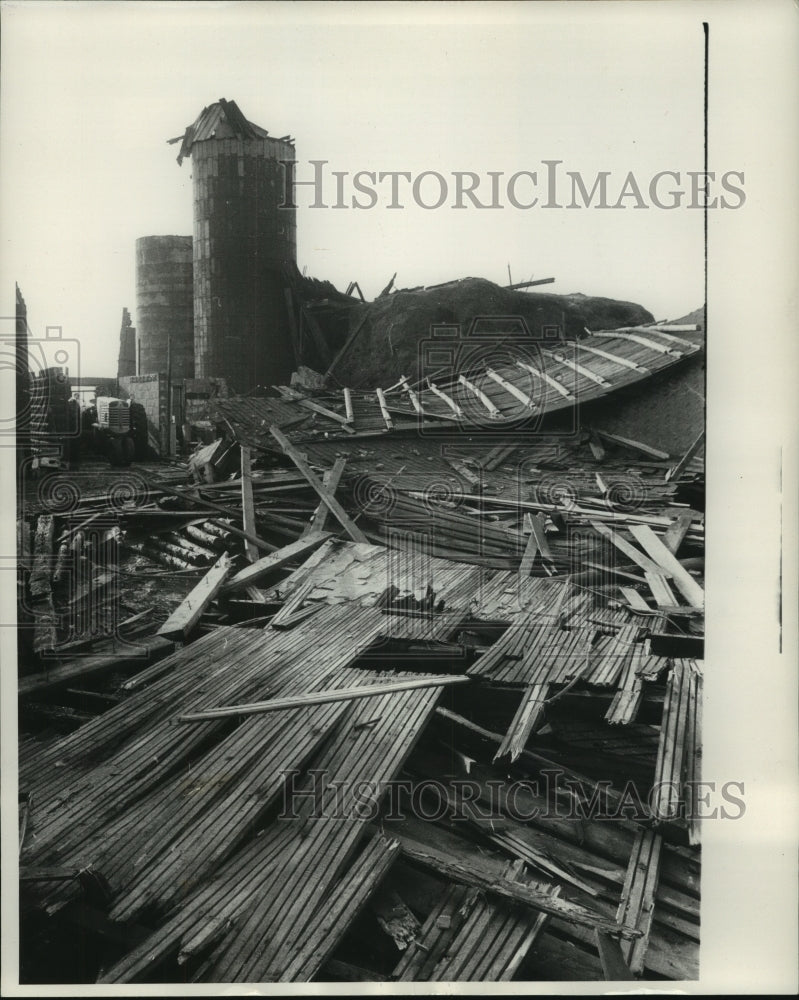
[16,99,706,986]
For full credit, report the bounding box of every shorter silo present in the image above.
[135,236,194,378]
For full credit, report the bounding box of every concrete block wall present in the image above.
[118,373,169,455]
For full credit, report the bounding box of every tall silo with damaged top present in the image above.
[172,99,297,393]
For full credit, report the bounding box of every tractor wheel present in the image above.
[121,436,135,466]
[109,437,124,467]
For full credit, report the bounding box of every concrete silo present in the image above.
[135,235,194,379]
[174,99,297,393]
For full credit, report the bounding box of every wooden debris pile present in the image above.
[17,316,706,984]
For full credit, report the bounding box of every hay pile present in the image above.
[331,277,654,387]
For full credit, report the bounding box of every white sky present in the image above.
[1,1,709,376]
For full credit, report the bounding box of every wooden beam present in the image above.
[394,837,642,940]
[493,682,549,762]
[589,520,666,577]
[666,430,705,482]
[269,424,368,542]
[18,636,175,696]
[458,374,502,418]
[619,586,651,612]
[589,330,682,356]
[617,830,662,973]
[578,343,649,373]
[515,360,573,400]
[399,376,423,414]
[375,388,394,430]
[426,379,463,417]
[275,387,356,432]
[301,458,348,538]
[485,367,537,409]
[157,554,232,641]
[343,387,354,423]
[518,525,539,578]
[240,446,259,562]
[529,513,555,571]
[222,532,333,594]
[628,524,704,607]
[595,929,634,980]
[662,511,694,555]
[506,277,555,290]
[149,480,277,553]
[178,674,469,722]
[543,349,611,388]
[644,571,678,608]
[593,429,670,460]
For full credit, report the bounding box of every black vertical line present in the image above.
[703,21,709,604]
[704,22,709,315]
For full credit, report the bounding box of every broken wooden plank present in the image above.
[605,643,646,725]
[518,519,540,578]
[493,683,549,762]
[370,884,421,952]
[239,446,259,562]
[617,829,662,973]
[593,429,670,460]
[343,387,354,423]
[628,524,704,607]
[666,430,705,482]
[595,929,634,980]
[148,481,277,553]
[301,458,347,539]
[588,432,606,461]
[275,387,356,432]
[18,635,175,696]
[178,674,469,722]
[393,835,642,940]
[650,662,693,822]
[279,834,400,981]
[589,520,665,577]
[398,376,423,414]
[157,554,232,641]
[529,513,555,572]
[619,586,651,612]
[269,425,368,542]
[662,511,695,555]
[29,514,55,598]
[644,571,678,608]
[375,387,394,431]
[222,533,333,594]
[684,666,703,846]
